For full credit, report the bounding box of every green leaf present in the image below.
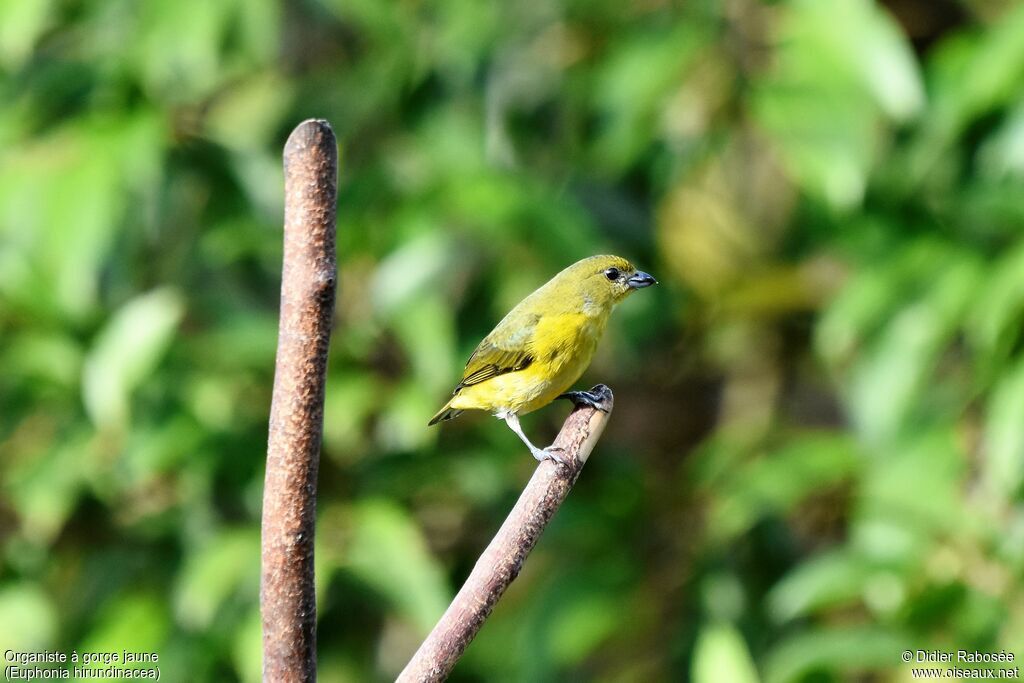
[817,237,951,367]
[969,240,1024,381]
[231,608,263,683]
[753,0,923,208]
[390,296,457,391]
[833,0,923,122]
[709,433,861,540]
[768,550,871,622]
[133,0,235,101]
[0,0,53,69]
[591,24,706,172]
[6,432,91,542]
[693,623,761,683]
[205,74,295,152]
[322,372,379,458]
[976,100,1024,180]
[0,111,163,321]
[982,356,1024,501]
[0,583,57,651]
[845,256,980,443]
[78,592,170,656]
[342,500,450,633]
[377,379,440,452]
[1,331,82,388]
[930,3,1024,136]
[175,529,259,629]
[765,626,908,683]
[82,287,185,429]
[372,231,459,316]
[547,596,621,665]
[854,430,968,562]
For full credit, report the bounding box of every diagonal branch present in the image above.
[397,384,615,683]
[261,119,338,683]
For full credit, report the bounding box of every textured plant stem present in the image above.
[261,119,338,683]
[396,385,615,683]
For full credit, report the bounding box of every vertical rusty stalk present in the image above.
[262,119,338,683]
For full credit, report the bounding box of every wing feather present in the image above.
[452,313,539,393]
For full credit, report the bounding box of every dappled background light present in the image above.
[2,0,1024,681]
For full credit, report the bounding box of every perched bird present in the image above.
[429,255,656,462]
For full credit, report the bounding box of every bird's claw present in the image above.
[557,384,612,412]
[532,445,568,465]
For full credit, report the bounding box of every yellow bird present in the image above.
[429,255,656,462]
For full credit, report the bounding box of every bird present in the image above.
[428,255,656,463]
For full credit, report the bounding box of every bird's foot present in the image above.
[557,384,613,412]
[530,445,567,465]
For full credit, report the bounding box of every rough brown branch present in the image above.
[396,385,615,683]
[261,119,338,683]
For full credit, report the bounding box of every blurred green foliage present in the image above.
[2,0,1024,681]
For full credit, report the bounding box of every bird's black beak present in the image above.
[627,271,657,289]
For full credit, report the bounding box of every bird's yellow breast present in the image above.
[449,311,607,416]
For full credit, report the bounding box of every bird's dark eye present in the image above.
[604,267,620,281]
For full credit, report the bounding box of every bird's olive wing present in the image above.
[456,346,533,389]
[453,313,539,392]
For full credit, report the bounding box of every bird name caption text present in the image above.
[4,649,160,680]
[904,649,1019,679]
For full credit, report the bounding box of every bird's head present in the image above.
[560,255,657,310]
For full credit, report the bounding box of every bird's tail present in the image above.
[428,399,463,426]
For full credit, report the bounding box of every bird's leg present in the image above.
[503,413,566,465]
[557,383,613,412]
